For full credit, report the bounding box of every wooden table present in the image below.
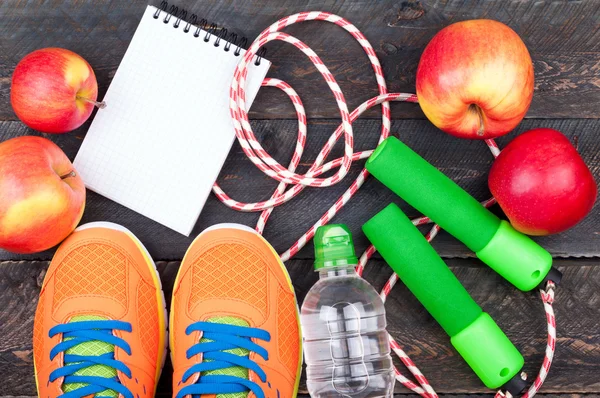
[1,1,599,396]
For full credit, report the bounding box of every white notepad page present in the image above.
[74,5,270,235]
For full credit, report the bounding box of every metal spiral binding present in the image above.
[152,0,266,65]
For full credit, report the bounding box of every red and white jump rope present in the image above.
[212,11,557,398]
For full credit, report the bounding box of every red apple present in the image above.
[11,48,103,134]
[0,136,86,253]
[489,128,597,235]
[416,19,534,139]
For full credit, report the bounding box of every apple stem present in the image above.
[76,95,106,109]
[60,171,77,180]
[471,104,485,136]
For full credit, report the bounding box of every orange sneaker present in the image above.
[170,224,302,398]
[33,222,168,398]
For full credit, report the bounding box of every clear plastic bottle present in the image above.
[301,224,395,397]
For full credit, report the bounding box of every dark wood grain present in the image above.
[1,0,599,120]
[1,258,599,395]
[1,118,598,261]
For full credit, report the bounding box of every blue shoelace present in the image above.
[48,320,133,398]
[177,321,271,398]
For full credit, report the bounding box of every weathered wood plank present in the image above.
[1,0,599,120]
[1,258,599,395]
[1,118,599,261]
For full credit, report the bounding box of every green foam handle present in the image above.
[363,203,524,388]
[366,136,552,291]
[363,203,482,336]
[366,136,500,252]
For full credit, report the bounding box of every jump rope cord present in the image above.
[213,11,557,397]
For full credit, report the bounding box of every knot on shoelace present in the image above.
[49,320,133,398]
[177,321,271,398]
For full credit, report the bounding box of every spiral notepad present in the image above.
[74,3,270,236]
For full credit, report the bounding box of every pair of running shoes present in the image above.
[33,222,302,398]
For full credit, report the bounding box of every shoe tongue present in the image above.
[200,317,250,398]
[63,315,118,398]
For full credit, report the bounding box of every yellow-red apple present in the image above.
[489,128,597,235]
[0,136,86,253]
[416,20,534,139]
[11,48,103,134]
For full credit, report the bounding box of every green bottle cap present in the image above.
[313,224,358,270]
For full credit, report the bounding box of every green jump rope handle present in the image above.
[363,203,524,389]
[366,136,553,291]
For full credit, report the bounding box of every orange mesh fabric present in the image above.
[189,244,268,315]
[53,243,127,307]
[33,293,45,366]
[277,288,300,376]
[138,281,159,364]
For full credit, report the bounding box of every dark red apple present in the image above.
[489,128,597,235]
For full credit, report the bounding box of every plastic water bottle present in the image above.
[301,224,395,397]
